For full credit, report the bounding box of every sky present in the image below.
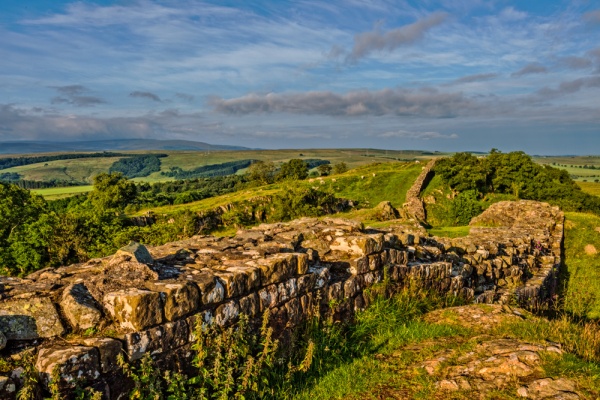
[1,0,600,154]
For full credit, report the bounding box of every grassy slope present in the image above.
[562,212,600,319]
[134,161,424,217]
[577,181,600,196]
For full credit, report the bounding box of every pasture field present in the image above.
[1,148,440,188]
[30,185,93,200]
[577,181,600,196]
[534,155,600,181]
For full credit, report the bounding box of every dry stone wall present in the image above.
[0,200,563,399]
[403,159,436,223]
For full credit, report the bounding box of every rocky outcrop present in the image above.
[403,159,436,223]
[0,200,563,398]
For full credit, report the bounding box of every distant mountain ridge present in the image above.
[0,139,250,154]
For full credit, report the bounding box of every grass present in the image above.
[561,212,600,319]
[134,161,423,217]
[427,226,470,238]
[577,181,600,197]
[31,185,93,200]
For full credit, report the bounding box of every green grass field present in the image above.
[577,181,600,197]
[562,212,600,319]
[30,185,93,200]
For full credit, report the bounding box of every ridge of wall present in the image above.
[0,200,563,399]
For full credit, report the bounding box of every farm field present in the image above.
[1,148,441,188]
[30,185,93,200]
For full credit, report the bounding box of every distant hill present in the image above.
[0,139,250,154]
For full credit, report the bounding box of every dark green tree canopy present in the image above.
[277,159,309,181]
[89,172,137,210]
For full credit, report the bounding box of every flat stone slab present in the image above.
[0,297,65,340]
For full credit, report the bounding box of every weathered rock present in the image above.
[0,331,6,350]
[374,201,400,221]
[60,283,102,331]
[330,235,383,256]
[145,281,200,321]
[0,376,16,397]
[83,337,123,373]
[113,241,154,265]
[36,345,101,386]
[517,378,579,399]
[0,297,64,340]
[186,270,225,305]
[103,288,163,331]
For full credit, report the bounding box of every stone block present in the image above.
[36,345,100,386]
[239,293,259,317]
[145,281,200,321]
[123,320,188,361]
[330,235,383,256]
[83,338,123,373]
[343,275,363,298]
[0,376,16,397]
[348,256,369,275]
[0,297,64,340]
[251,253,298,285]
[215,301,240,326]
[258,284,279,311]
[60,283,102,331]
[187,270,225,305]
[103,288,163,331]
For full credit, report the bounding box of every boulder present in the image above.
[374,201,400,221]
[60,283,102,331]
[103,288,164,331]
[0,297,64,340]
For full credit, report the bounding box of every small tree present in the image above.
[277,159,308,181]
[317,164,332,176]
[247,161,276,184]
[88,172,137,210]
[332,162,348,175]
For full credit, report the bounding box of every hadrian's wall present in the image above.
[403,159,437,223]
[0,200,563,399]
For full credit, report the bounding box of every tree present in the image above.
[332,162,348,175]
[88,172,137,210]
[0,183,56,276]
[277,159,308,181]
[317,164,332,176]
[247,161,276,184]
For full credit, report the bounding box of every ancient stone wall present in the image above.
[403,159,436,223]
[0,200,563,399]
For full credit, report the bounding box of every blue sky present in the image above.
[1,0,599,154]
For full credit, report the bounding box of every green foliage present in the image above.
[246,161,276,184]
[0,183,56,276]
[88,172,137,210]
[332,162,348,174]
[268,186,341,222]
[316,164,332,176]
[449,190,483,225]
[118,353,164,400]
[0,172,21,182]
[109,155,165,178]
[277,159,308,181]
[435,150,600,214]
[162,160,256,179]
